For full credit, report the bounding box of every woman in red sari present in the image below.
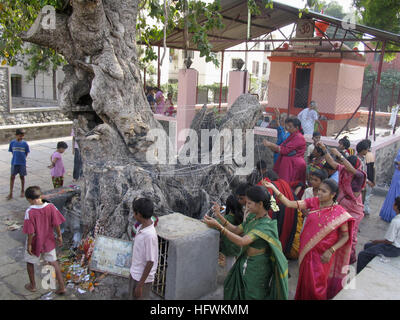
[317,142,366,264]
[262,178,354,300]
[263,117,306,184]
[257,170,298,258]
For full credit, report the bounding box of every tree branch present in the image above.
[20,12,75,63]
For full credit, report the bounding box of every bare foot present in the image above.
[6,194,12,200]
[25,283,37,292]
[55,288,66,295]
[20,191,25,198]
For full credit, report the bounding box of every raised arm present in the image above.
[318,142,357,174]
[202,215,255,248]
[260,181,307,211]
[329,147,357,174]
[209,202,243,236]
[263,139,280,153]
[275,108,284,127]
[317,142,338,170]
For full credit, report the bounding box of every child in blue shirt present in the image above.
[7,129,30,200]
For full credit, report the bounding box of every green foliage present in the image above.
[362,66,400,112]
[23,44,65,81]
[247,0,273,15]
[160,82,178,101]
[354,0,400,61]
[1,0,224,75]
[0,0,63,66]
[313,0,345,18]
[312,0,359,48]
[137,0,224,67]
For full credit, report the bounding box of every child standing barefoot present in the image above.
[7,128,30,200]
[23,186,66,294]
[129,198,159,300]
[48,141,68,189]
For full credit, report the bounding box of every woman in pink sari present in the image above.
[263,117,306,184]
[262,178,354,300]
[155,90,166,114]
[318,142,366,264]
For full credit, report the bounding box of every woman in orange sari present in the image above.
[257,170,298,258]
[262,178,354,300]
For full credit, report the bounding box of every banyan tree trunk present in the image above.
[21,0,262,239]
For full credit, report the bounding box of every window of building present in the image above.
[11,74,22,97]
[264,43,271,51]
[252,61,259,75]
[262,63,267,75]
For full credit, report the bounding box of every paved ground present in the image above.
[0,136,391,300]
[0,137,75,300]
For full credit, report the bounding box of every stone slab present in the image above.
[156,213,219,300]
[156,212,212,240]
[334,256,400,300]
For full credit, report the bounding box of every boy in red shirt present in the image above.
[23,186,66,294]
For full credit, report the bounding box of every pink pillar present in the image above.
[176,68,198,152]
[227,70,249,109]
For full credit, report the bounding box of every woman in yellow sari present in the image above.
[203,186,288,300]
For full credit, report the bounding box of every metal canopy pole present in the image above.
[366,80,375,140]
[393,86,400,134]
[371,41,387,141]
[219,50,224,112]
[245,5,251,71]
[243,5,251,94]
[157,45,161,89]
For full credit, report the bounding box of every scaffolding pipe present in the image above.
[245,5,251,71]
[366,80,375,140]
[371,41,387,141]
[157,45,161,89]
[393,86,400,134]
[219,50,224,112]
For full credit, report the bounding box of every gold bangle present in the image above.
[222,219,228,227]
[220,227,226,236]
[277,193,283,199]
[330,247,336,254]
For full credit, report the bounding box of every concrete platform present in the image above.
[334,256,400,300]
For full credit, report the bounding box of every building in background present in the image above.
[7,62,64,108]
[143,37,273,103]
[5,36,274,109]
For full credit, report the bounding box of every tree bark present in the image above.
[21,0,261,239]
[52,69,57,100]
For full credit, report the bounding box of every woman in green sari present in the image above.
[203,186,289,300]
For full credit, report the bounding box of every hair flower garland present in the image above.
[270,195,280,212]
